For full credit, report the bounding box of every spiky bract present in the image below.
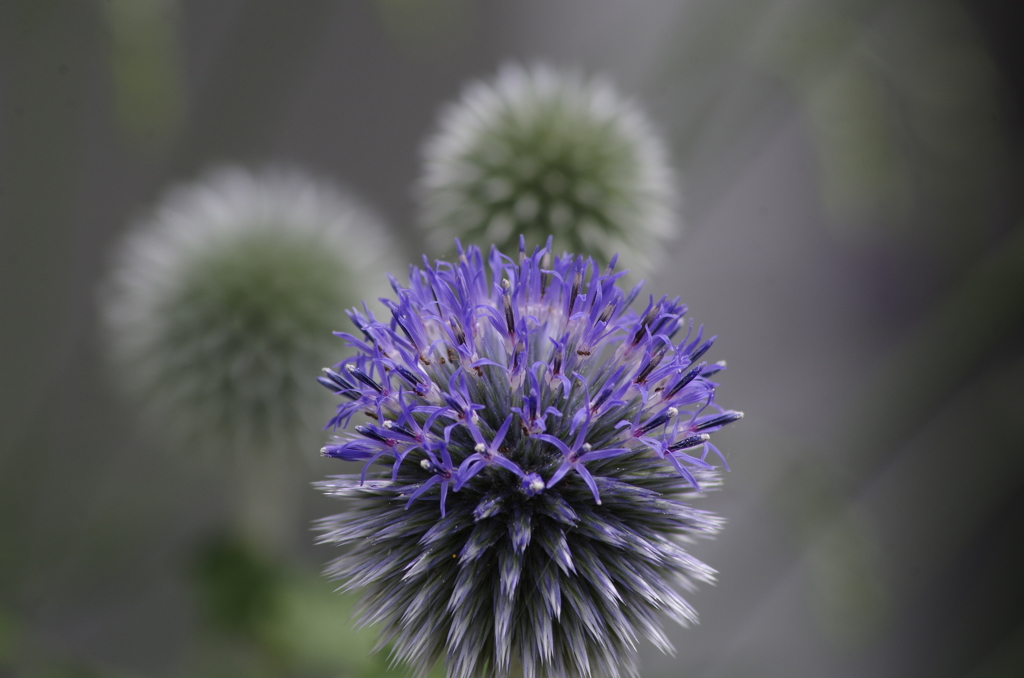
[103,166,397,452]
[317,239,741,678]
[419,64,677,274]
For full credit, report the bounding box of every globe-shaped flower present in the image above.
[418,64,678,274]
[317,239,741,678]
[102,166,399,453]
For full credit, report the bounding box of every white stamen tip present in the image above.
[420,459,431,470]
[735,411,745,419]
[582,443,592,452]
[529,478,545,492]
[668,407,678,417]
[383,421,394,429]
[474,443,487,453]
[345,364,356,373]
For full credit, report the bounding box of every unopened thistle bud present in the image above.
[419,64,678,274]
[102,166,398,453]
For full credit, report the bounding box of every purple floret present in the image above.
[316,238,742,678]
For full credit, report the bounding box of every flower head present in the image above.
[102,166,398,452]
[418,64,678,274]
[317,239,740,678]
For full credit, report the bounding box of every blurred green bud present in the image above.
[419,63,679,274]
[102,166,399,454]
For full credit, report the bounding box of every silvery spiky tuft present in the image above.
[102,166,398,453]
[317,238,741,678]
[418,64,678,274]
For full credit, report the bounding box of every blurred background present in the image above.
[2,0,1023,676]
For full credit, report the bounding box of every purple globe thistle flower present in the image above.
[316,238,741,678]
